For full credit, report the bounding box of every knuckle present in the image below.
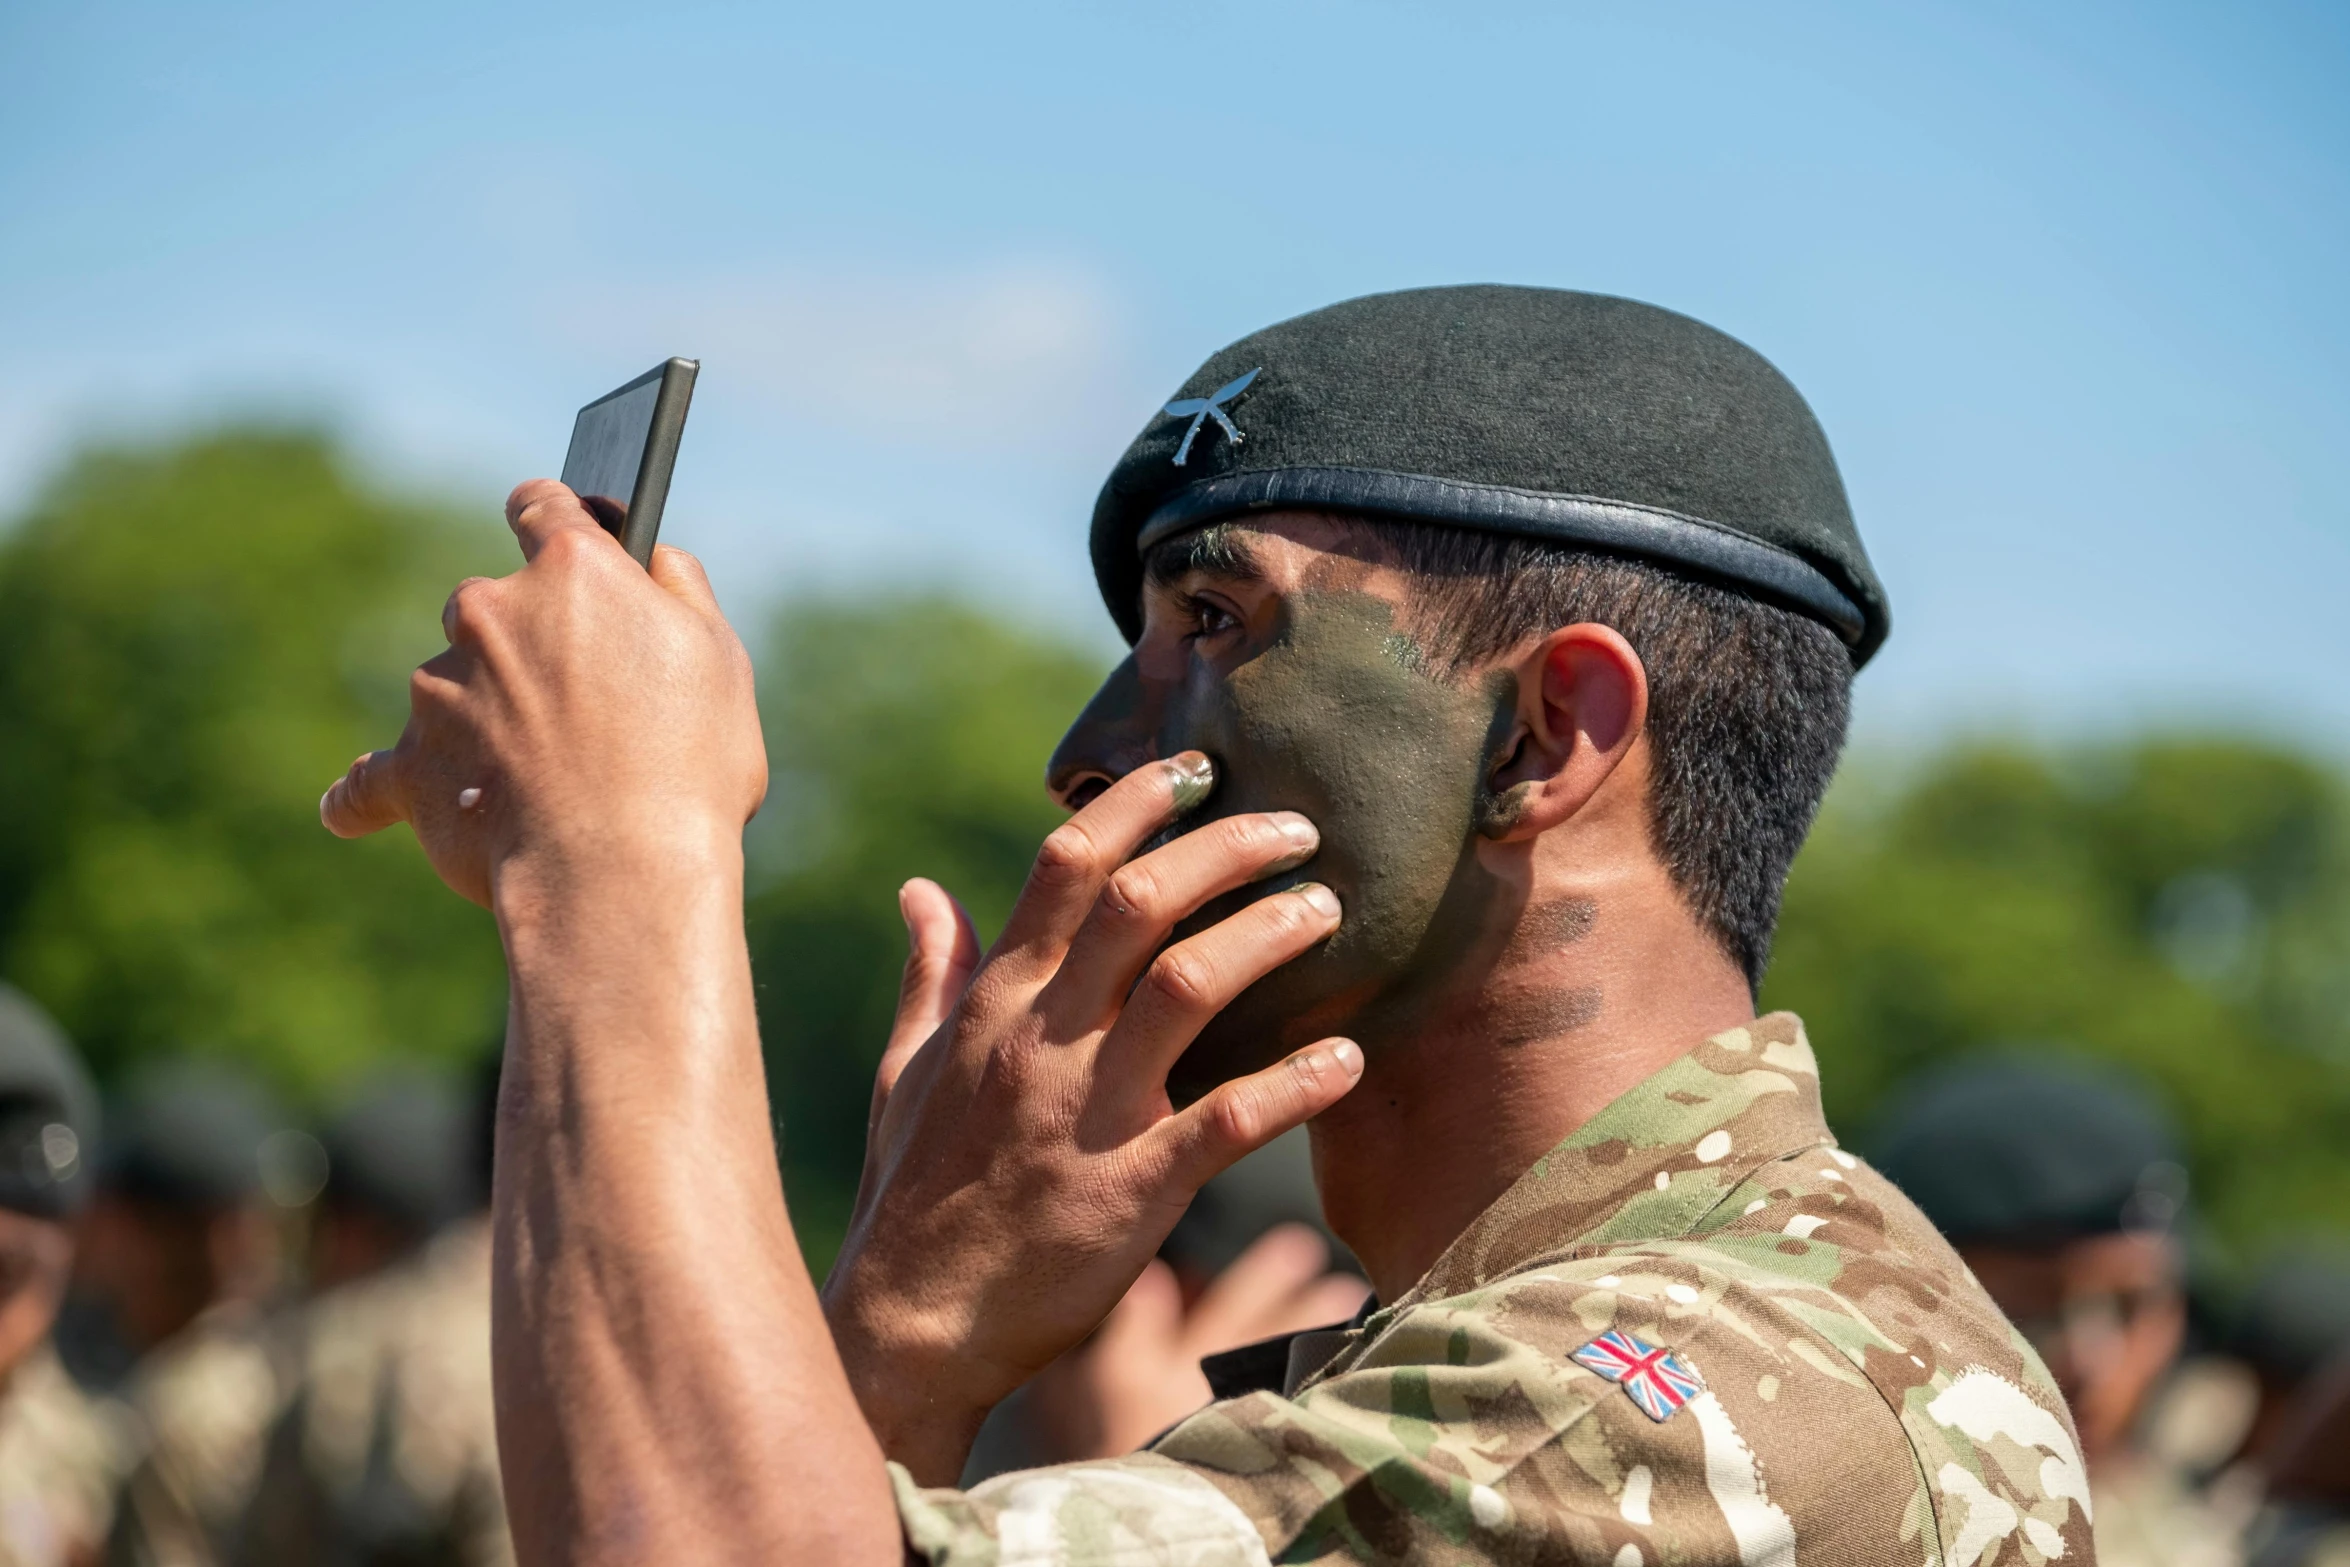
[1145,948,1216,1012]
[1032,823,1101,889]
[1205,1087,1260,1152]
[1099,865,1163,925]
[445,579,497,639]
[536,525,592,567]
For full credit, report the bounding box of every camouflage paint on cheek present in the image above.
[1165,589,1528,1090]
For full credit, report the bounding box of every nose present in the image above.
[1046,656,1158,811]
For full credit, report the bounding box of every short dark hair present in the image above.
[1149,517,1853,989]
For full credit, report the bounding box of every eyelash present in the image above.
[1176,593,1239,640]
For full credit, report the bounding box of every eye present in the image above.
[1178,591,1241,643]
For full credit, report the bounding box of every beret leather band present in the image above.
[1134,465,1868,648]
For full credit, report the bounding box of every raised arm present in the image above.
[319,482,1361,1566]
[322,482,902,1565]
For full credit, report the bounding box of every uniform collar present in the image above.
[1394,1011,1834,1307]
[1196,1013,1836,1402]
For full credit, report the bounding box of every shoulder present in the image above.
[1153,1249,1924,1565]
[1677,1142,2097,1567]
[1156,1167,2089,1567]
[0,1347,135,1555]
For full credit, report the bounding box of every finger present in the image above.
[320,749,410,839]
[1091,1259,1185,1362]
[875,879,981,1108]
[991,752,1217,965]
[1183,1223,1331,1353]
[1047,811,1320,1023]
[648,544,724,618]
[503,479,618,562]
[1148,1039,1363,1199]
[1103,884,1343,1083]
[1289,1272,1374,1331]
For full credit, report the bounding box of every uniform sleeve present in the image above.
[891,1257,1929,1566]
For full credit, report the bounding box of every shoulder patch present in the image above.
[1569,1329,1704,1422]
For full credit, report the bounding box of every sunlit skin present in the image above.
[1040,512,1756,1301]
[318,485,1757,1566]
[68,1194,276,1352]
[0,1208,74,1382]
[1959,1232,2185,1465]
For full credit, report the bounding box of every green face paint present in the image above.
[1146,587,1530,1097]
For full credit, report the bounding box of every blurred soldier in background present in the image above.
[2224,1249,2350,1476]
[1876,1056,2231,1567]
[2224,1250,2350,1567]
[0,983,128,1567]
[959,1127,1368,1484]
[84,1066,291,1567]
[236,1060,509,1567]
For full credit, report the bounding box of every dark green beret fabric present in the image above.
[101,1062,279,1213]
[1869,1056,2186,1247]
[2227,1247,2350,1381]
[1091,285,1888,665]
[0,983,98,1219]
[322,1070,471,1233]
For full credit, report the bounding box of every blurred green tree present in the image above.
[743,598,1106,1270]
[0,429,510,1096]
[1767,739,2350,1255]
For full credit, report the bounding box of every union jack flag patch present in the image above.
[1570,1329,1704,1422]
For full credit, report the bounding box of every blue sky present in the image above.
[4,1,2345,747]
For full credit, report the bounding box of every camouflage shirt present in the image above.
[235,1217,511,1567]
[0,1343,134,1567]
[893,1013,2095,1567]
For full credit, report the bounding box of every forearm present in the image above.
[488,831,904,1567]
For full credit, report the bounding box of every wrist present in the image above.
[490,811,745,933]
[824,1269,1000,1483]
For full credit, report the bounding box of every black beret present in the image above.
[101,1062,280,1213]
[2226,1246,2350,1383]
[321,1070,471,1233]
[0,983,98,1220]
[1091,285,1889,665]
[1870,1056,2187,1247]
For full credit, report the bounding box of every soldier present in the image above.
[0,983,128,1567]
[327,285,2092,1564]
[1875,1057,2228,1567]
[236,1065,510,1567]
[88,1067,291,1567]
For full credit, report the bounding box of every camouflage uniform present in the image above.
[105,1303,290,1567]
[235,1217,511,1567]
[894,1013,2095,1566]
[0,1344,134,1567]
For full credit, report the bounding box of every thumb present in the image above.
[320,749,410,839]
[874,878,981,1109]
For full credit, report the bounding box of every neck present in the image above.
[1309,854,1754,1304]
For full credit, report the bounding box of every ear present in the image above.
[1480,623,1649,841]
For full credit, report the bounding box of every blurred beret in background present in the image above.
[1870,1054,2188,1247]
[320,1068,472,1234]
[0,983,99,1220]
[100,1061,283,1213]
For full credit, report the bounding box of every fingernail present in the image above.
[1331,1040,1364,1078]
[1165,753,1216,813]
[1266,812,1320,870]
[1294,882,1341,920]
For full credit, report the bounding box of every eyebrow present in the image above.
[1141,522,1263,592]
